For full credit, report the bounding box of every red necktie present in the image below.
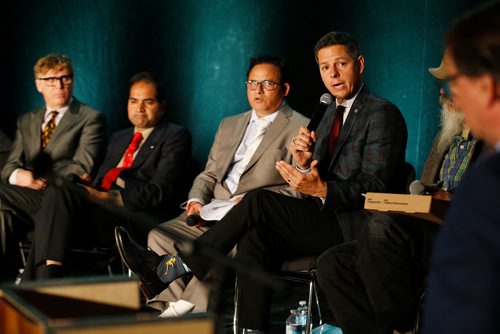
[100,132,144,191]
[328,105,346,158]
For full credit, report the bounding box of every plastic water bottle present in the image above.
[296,300,308,326]
[285,309,302,334]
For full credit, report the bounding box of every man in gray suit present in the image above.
[0,53,106,276]
[144,55,309,316]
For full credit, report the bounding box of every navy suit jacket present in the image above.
[94,120,192,220]
[313,85,408,242]
[423,151,500,334]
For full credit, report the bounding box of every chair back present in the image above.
[397,161,416,194]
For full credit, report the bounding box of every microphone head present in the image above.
[320,93,334,105]
[32,151,53,179]
[186,214,201,226]
[307,93,334,132]
[409,180,425,195]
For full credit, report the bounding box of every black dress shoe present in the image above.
[115,226,167,299]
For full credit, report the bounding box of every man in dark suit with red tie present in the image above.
[22,72,191,280]
[115,32,408,332]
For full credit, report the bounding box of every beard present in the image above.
[437,96,465,152]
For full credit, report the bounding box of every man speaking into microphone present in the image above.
[115,31,407,332]
[316,48,491,334]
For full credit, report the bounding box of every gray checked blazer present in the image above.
[313,85,408,242]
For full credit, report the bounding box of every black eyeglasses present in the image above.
[37,75,74,87]
[245,80,281,91]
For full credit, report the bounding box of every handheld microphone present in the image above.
[409,180,443,195]
[32,151,53,179]
[186,214,202,226]
[306,93,334,132]
[186,214,216,227]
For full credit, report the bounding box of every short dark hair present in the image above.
[246,55,290,84]
[129,72,166,102]
[446,1,500,82]
[314,31,361,63]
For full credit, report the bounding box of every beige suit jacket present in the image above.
[188,105,309,203]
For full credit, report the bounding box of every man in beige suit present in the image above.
[146,55,309,316]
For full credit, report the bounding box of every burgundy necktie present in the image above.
[100,132,143,191]
[327,105,346,158]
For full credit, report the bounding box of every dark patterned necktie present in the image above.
[41,110,59,149]
[100,132,144,191]
[328,105,346,159]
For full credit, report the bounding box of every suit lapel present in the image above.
[111,129,134,168]
[30,107,45,153]
[93,129,132,186]
[44,98,80,151]
[216,112,252,181]
[243,106,291,172]
[131,124,165,168]
[315,104,336,162]
[328,86,370,170]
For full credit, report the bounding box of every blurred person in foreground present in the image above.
[423,2,500,333]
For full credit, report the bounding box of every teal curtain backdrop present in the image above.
[3,0,483,176]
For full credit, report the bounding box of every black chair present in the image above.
[0,129,12,173]
[398,161,417,194]
[233,256,322,334]
[278,256,322,334]
[1,206,125,281]
[0,203,34,280]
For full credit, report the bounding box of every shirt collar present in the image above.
[134,127,154,142]
[250,101,285,124]
[45,97,73,115]
[337,83,364,110]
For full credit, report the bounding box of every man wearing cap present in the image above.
[315,50,491,334]
[424,2,500,332]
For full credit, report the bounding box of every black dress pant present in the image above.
[23,182,158,280]
[316,213,441,334]
[0,183,44,279]
[182,188,344,330]
[0,183,44,217]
